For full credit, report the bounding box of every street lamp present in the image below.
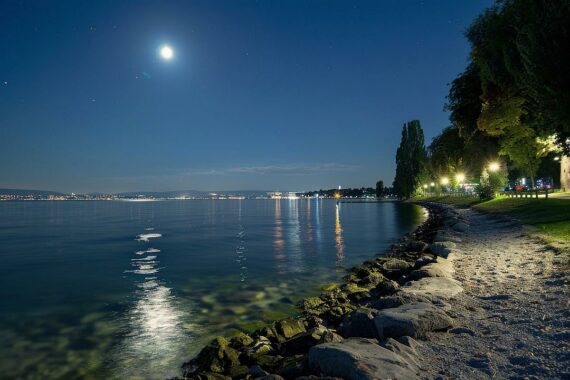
[456,173,465,183]
[430,182,435,187]
[488,162,500,172]
[440,177,449,186]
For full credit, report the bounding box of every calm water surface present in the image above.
[0,199,425,379]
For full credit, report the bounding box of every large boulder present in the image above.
[381,337,422,368]
[280,325,329,354]
[373,302,454,340]
[369,292,431,310]
[452,221,469,233]
[427,242,456,258]
[308,338,420,380]
[184,336,244,376]
[339,308,379,339]
[400,276,463,301]
[275,318,306,339]
[405,240,428,253]
[409,257,454,280]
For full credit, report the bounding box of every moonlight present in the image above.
[160,45,174,60]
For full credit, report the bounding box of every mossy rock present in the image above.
[300,296,324,310]
[230,332,254,348]
[275,318,306,339]
[194,336,241,374]
[352,266,374,279]
[343,282,369,294]
[380,258,414,270]
[228,365,249,377]
[357,271,385,288]
[256,354,283,367]
[245,336,275,359]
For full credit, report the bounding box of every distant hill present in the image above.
[0,188,66,196]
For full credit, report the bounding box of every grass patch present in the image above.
[474,196,570,225]
[535,221,570,241]
[412,195,481,207]
[474,196,570,248]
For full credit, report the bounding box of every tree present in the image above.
[445,0,570,186]
[375,180,384,198]
[445,64,501,178]
[428,126,464,178]
[393,120,427,198]
[477,168,508,200]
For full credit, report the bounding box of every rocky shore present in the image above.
[174,202,468,380]
[174,201,569,380]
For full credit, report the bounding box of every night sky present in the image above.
[0,0,493,193]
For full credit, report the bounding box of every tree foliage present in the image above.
[443,0,570,187]
[477,168,508,200]
[375,180,384,198]
[393,120,427,198]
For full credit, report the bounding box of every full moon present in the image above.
[160,45,174,60]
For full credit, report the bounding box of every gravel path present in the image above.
[418,206,570,379]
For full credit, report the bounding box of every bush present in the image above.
[476,168,508,200]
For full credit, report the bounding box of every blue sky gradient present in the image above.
[0,0,493,193]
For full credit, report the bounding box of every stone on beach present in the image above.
[409,257,454,280]
[427,241,457,258]
[339,308,379,339]
[369,292,431,310]
[400,276,463,301]
[451,221,469,233]
[308,337,420,380]
[374,302,454,340]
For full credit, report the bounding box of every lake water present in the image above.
[0,199,425,379]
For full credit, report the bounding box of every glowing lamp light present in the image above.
[423,184,428,189]
[456,173,466,183]
[440,177,449,186]
[488,162,500,172]
[554,156,560,161]
[334,192,341,200]
[430,182,435,187]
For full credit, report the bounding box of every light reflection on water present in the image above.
[0,199,426,379]
[113,232,191,379]
[335,203,346,268]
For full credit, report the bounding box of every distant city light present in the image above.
[440,177,449,186]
